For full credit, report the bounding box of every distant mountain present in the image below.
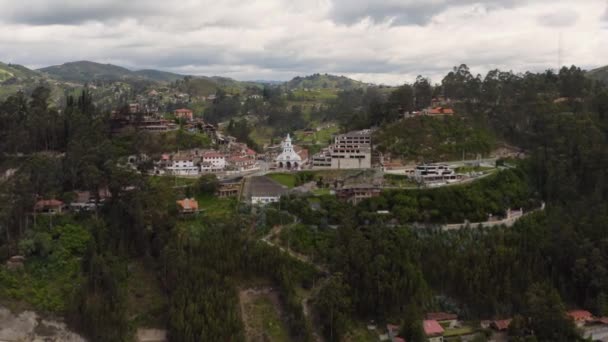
[38,61,140,83]
[284,73,366,90]
[587,65,608,84]
[133,69,186,82]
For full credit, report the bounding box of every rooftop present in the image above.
[248,176,288,198]
[423,320,444,336]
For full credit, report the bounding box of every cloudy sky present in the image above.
[0,0,606,84]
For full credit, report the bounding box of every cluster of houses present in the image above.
[384,309,608,342]
[155,143,258,176]
[110,104,219,139]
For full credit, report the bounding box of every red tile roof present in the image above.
[423,320,444,336]
[174,108,193,113]
[428,107,454,115]
[35,199,64,209]
[567,310,592,321]
[176,198,198,211]
[492,319,512,331]
[426,312,458,321]
[202,152,224,158]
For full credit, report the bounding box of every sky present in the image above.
[0,0,606,85]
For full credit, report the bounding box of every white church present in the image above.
[275,134,308,170]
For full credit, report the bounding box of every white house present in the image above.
[202,152,226,171]
[248,176,287,205]
[165,155,200,176]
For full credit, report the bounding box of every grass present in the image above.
[244,296,291,342]
[150,175,198,188]
[383,174,418,188]
[194,194,236,220]
[312,188,331,196]
[291,89,339,101]
[443,326,475,337]
[267,173,297,188]
[127,260,168,328]
[343,322,380,342]
[250,125,275,147]
[455,166,496,174]
[294,124,339,146]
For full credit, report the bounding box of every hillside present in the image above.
[0,62,40,82]
[38,61,142,83]
[284,73,366,90]
[587,65,608,84]
[134,69,186,82]
[374,116,496,162]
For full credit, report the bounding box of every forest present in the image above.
[0,64,607,341]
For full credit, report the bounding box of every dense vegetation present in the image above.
[1,63,608,342]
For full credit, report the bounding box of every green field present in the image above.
[195,194,237,220]
[294,124,339,146]
[243,295,291,342]
[267,173,297,188]
[290,89,339,101]
[127,260,167,328]
[250,125,275,147]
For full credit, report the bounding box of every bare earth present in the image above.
[0,306,86,342]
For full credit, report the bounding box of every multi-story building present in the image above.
[414,164,458,184]
[202,152,226,171]
[164,154,200,176]
[312,129,372,169]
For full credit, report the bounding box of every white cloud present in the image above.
[0,0,605,84]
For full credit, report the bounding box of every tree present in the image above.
[414,76,433,110]
[196,174,219,195]
[524,283,580,341]
[316,274,352,342]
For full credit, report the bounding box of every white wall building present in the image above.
[165,156,200,176]
[312,129,372,169]
[202,152,226,171]
[275,134,304,170]
[414,164,458,184]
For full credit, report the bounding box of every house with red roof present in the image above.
[426,312,458,329]
[174,108,194,121]
[202,152,226,171]
[176,198,199,215]
[423,320,444,342]
[386,324,404,342]
[490,319,512,331]
[34,199,65,215]
[567,310,593,327]
[423,107,454,116]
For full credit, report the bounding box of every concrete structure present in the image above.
[312,129,372,169]
[247,176,287,205]
[275,134,305,170]
[165,154,200,176]
[414,164,458,184]
[216,181,241,198]
[202,152,226,171]
[336,184,381,205]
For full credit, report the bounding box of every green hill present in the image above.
[0,62,41,82]
[587,65,608,84]
[284,73,366,90]
[134,69,186,82]
[38,61,140,83]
